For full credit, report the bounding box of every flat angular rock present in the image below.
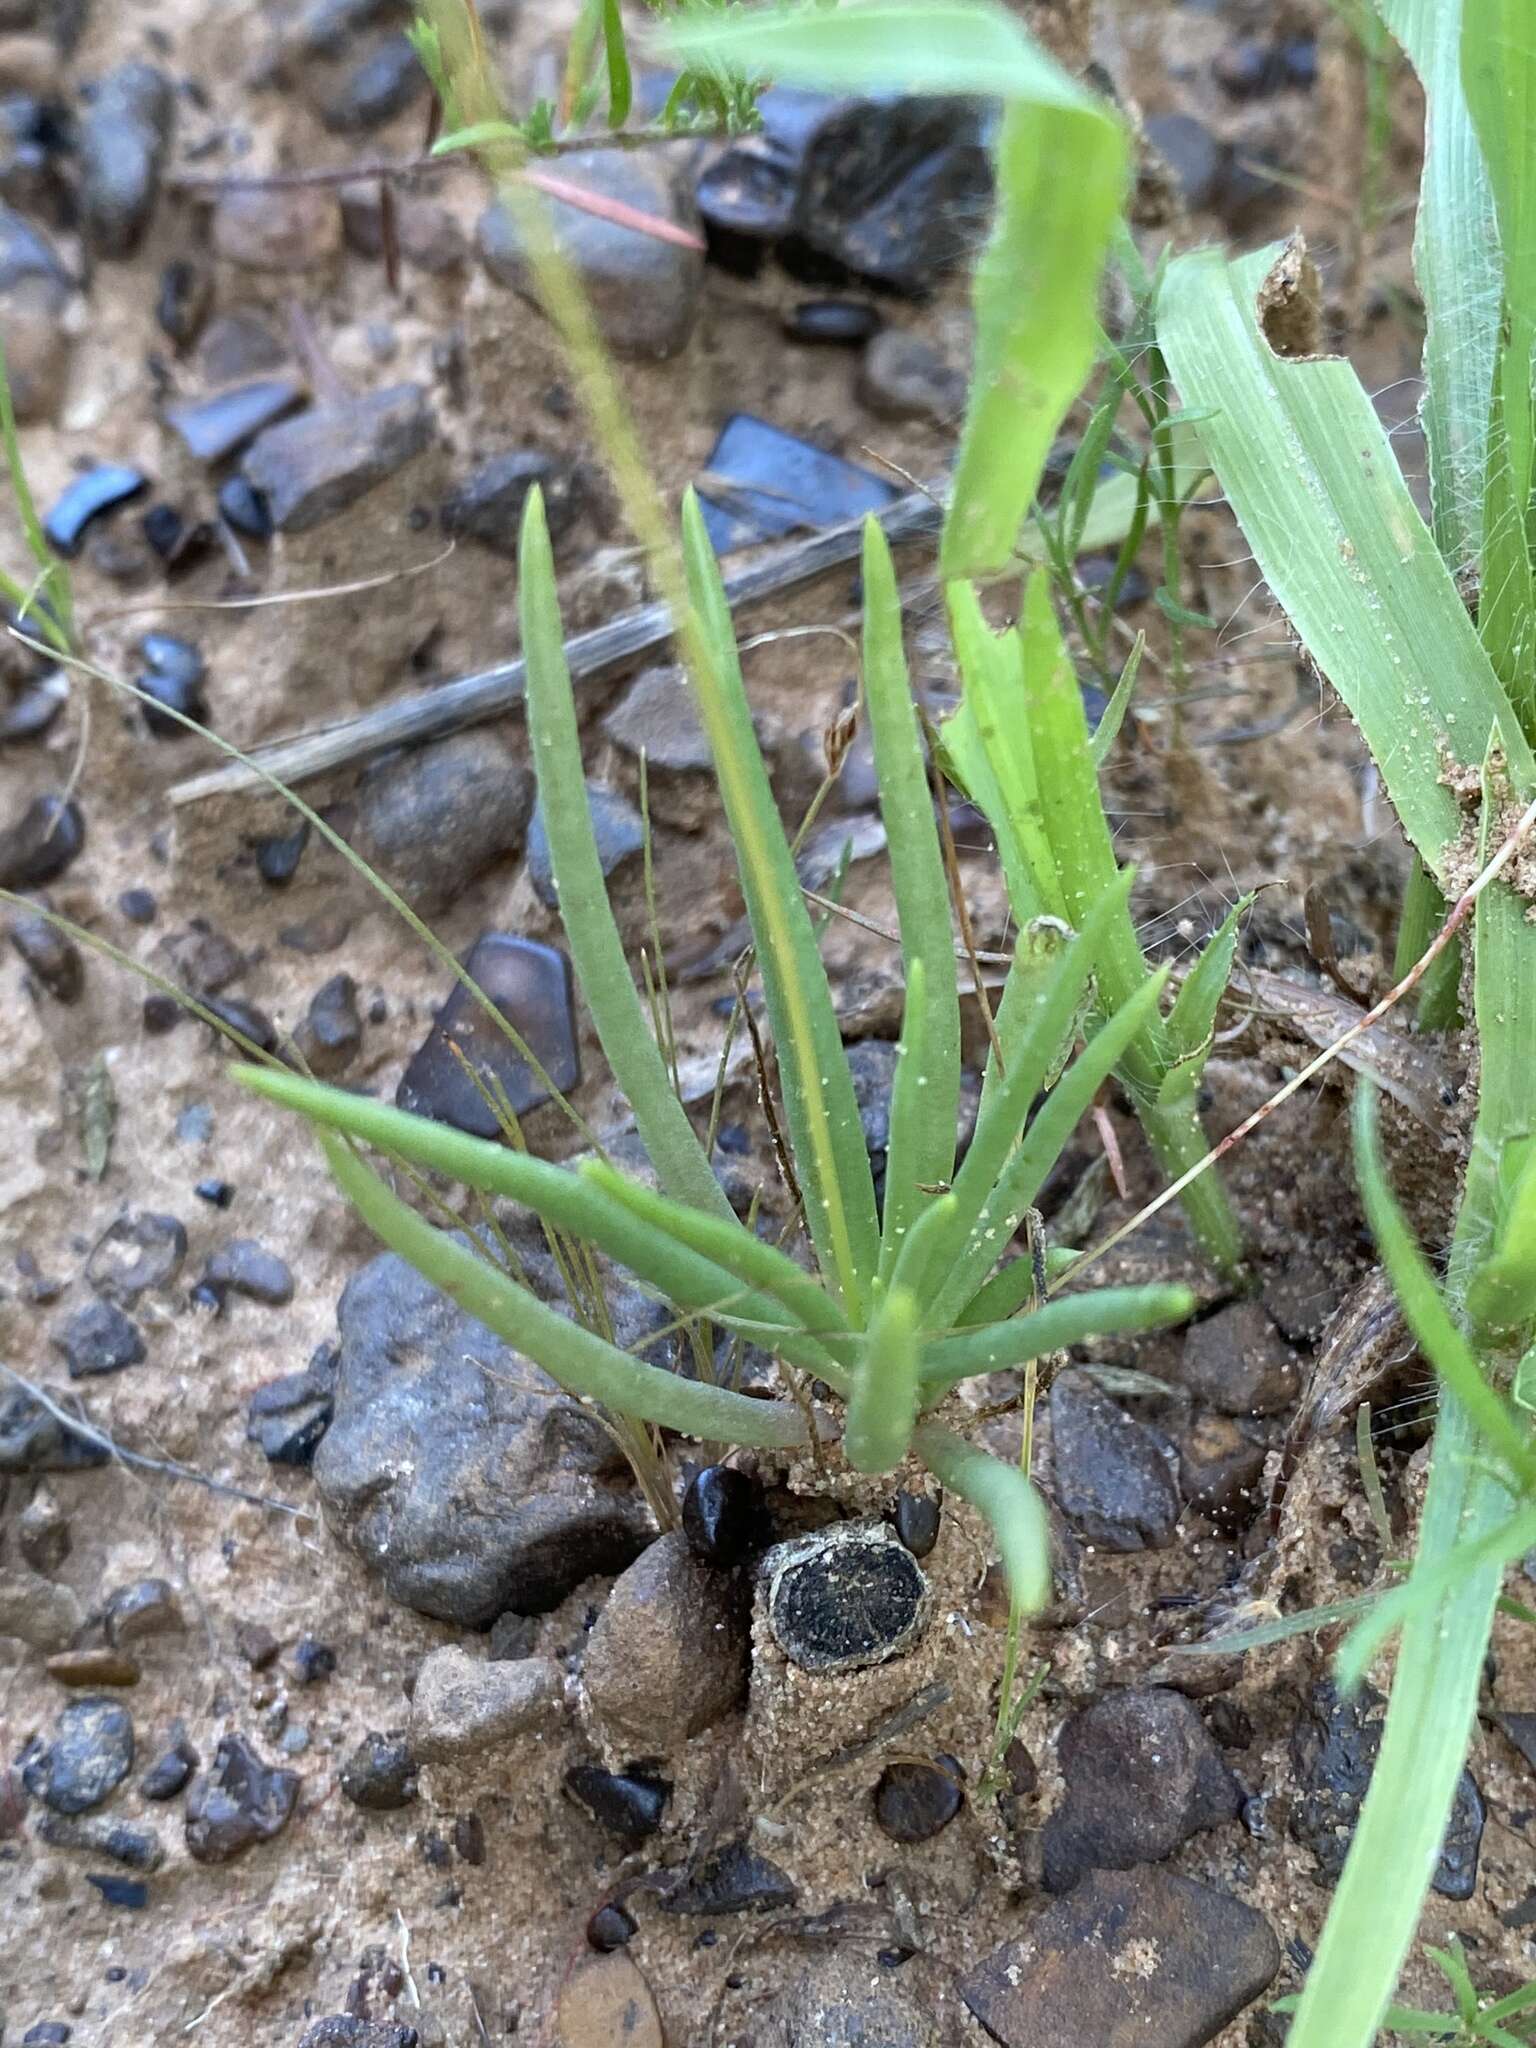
[184,1733,299,1863]
[659,1836,796,1915]
[602,664,713,773]
[313,1244,648,1624]
[164,379,305,463]
[1041,1688,1242,1894]
[87,1212,186,1306]
[582,1530,748,1754]
[1177,1301,1299,1416]
[51,1299,145,1378]
[242,383,433,532]
[396,933,578,1138]
[960,1867,1281,2048]
[696,413,896,554]
[1049,1370,1180,1552]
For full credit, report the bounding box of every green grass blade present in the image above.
[1353,1087,1536,1490]
[844,1285,921,1473]
[919,1282,1195,1395]
[600,0,631,125]
[912,1422,1051,1610]
[0,338,71,650]
[679,489,880,1319]
[659,0,1127,580]
[520,490,733,1221]
[1090,632,1144,767]
[1467,1139,1536,1334]
[1377,0,1499,568]
[944,585,1065,920]
[318,1129,811,1448]
[1158,894,1254,1106]
[1157,242,1533,883]
[862,518,962,1280]
[929,965,1171,1327]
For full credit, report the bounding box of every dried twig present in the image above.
[171,486,945,804]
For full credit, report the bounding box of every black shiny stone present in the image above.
[892,1489,941,1559]
[142,992,180,1035]
[564,1764,670,1843]
[44,465,149,556]
[697,413,896,555]
[682,1465,764,1568]
[782,298,881,345]
[396,933,579,1138]
[202,995,276,1052]
[85,1874,149,1908]
[139,667,206,738]
[139,1739,196,1801]
[195,1178,235,1208]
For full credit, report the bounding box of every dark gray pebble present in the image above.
[85,1873,149,1908]
[0,794,84,886]
[587,1901,637,1951]
[291,1635,336,1684]
[783,298,881,345]
[203,1237,294,1306]
[1,671,69,744]
[184,1733,300,1864]
[440,449,580,557]
[253,819,308,885]
[339,1730,417,1811]
[297,2020,420,2048]
[87,1211,186,1305]
[294,971,362,1076]
[139,1736,197,1800]
[874,1755,964,1842]
[396,933,578,1138]
[659,1837,796,1915]
[79,63,173,259]
[564,1763,670,1843]
[22,1696,134,1814]
[9,912,82,1001]
[36,1810,164,1869]
[44,466,148,556]
[195,1178,234,1208]
[155,257,212,350]
[242,383,434,533]
[117,887,156,924]
[247,1352,336,1467]
[321,33,425,132]
[218,475,274,540]
[164,380,305,464]
[1049,1370,1180,1552]
[51,1299,146,1378]
[525,785,642,911]
[202,995,276,1053]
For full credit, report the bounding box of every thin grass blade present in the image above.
[862,518,962,1280]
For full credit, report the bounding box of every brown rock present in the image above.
[409,1646,564,1763]
[556,1951,664,2048]
[46,1647,141,1687]
[1177,1302,1299,1416]
[0,1568,82,1651]
[582,1530,748,1755]
[959,1866,1281,2048]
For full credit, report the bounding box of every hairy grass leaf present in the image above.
[1157,241,1533,882]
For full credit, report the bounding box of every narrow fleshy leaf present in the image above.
[862,518,962,1280]
[318,1129,811,1447]
[680,489,881,1319]
[1157,894,1254,1106]
[844,1285,921,1473]
[919,1283,1195,1395]
[521,490,732,1221]
[912,1422,1051,1609]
